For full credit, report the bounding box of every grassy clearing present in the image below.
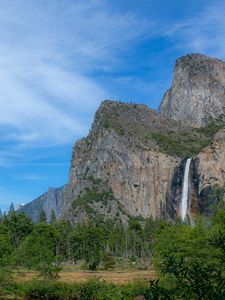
[15,269,157,284]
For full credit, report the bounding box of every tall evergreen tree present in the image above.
[9,203,15,214]
[0,209,2,223]
[39,209,47,223]
[50,210,56,224]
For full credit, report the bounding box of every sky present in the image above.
[1,0,225,211]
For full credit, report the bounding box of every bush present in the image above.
[78,279,125,300]
[20,278,169,300]
[87,258,100,271]
[22,280,79,300]
[0,267,18,298]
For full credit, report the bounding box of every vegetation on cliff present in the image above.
[93,101,225,157]
[71,188,127,219]
[151,119,225,157]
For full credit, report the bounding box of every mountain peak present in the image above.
[159,53,225,127]
[176,52,223,63]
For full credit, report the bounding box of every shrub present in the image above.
[78,279,124,300]
[0,268,18,298]
[22,280,79,300]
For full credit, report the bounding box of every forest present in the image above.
[0,202,225,299]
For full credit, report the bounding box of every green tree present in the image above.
[0,226,14,291]
[39,209,47,223]
[50,210,56,224]
[0,233,13,267]
[9,203,15,214]
[102,252,115,270]
[53,220,72,260]
[0,211,33,248]
[19,222,61,279]
[161,250,225,299]
[0,209,2,223]
[153,218,213,266]
[128,218,144,258]
[70,220,106,270]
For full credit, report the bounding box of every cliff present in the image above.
[18,186,65,223]
[19,53,225,224]
[62,100,225,223]
[190,128,225,216]
[159,54,225,127]
[62,101,183,222]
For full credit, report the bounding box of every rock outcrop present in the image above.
[159,54,225,127]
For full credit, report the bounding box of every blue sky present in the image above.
[0,0,225,211]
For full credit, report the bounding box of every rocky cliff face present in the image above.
[159,54,225,127]
[62,101,196,222]
[197,129,225,192]
[62,106,182,221]
[189,129,225,216]
[18,186,65,223]
[19,53,225,224]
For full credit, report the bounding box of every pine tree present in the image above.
[9,203,15,214]
[39,209,47,223]
[8,203,16,222]
[50,210,56,224]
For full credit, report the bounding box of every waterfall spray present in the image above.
[181,158,192,221]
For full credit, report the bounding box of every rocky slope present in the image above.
[19,53,225,224]
[159,54,225,127]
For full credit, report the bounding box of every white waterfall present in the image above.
[180,158,192,221]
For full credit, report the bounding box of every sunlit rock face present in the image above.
[18,53,225,224]
[62,101,182,223]
[64,132,181,221]
[159,53,225,127]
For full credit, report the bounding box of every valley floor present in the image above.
[16,269,157,284]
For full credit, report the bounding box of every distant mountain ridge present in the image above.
[19,53,225,223]
[18,186,65,222]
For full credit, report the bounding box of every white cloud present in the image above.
[13,174,46,181]
[0,0,152,155]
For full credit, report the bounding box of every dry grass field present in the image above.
[16,269,157,284]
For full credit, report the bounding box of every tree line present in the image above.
[0,204,155,277]
[1,202,225,298]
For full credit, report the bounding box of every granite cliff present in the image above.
[159,53,225,127]
[62,101,183,223]
[19,53,225,223]
[190,128,225,217]
[18,186,65,223]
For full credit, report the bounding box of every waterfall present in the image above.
[180,158,192,221]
